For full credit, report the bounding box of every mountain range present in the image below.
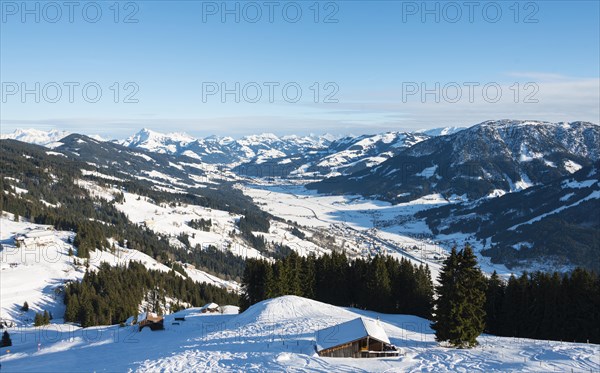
[308,120,600,202]
[2,120,598,271]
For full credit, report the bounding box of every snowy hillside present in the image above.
[1,295,598,372]
[0,212,238,327]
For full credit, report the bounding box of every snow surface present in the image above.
[1,296,597,372]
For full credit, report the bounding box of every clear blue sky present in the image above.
[1,0,599,138]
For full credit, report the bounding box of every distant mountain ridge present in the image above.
[116,128,334,166]
[308,120,600,202]
[0,128,70,147]
[235,131,432,178]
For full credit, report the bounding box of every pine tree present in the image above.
[484,271,504,334]
[455,245,487,347]
[1,330,12,347]
[366,255,392,312]
[432,245,486,348]
[300,254,316,299]
[431,247,460,344]
[34,312,43,326]
[21,301,29,312]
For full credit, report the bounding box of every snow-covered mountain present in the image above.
[417,161,600,271]
[235,131,431,178]
[118,128,196,154]
[0,128,70,147]
[309,120,600,201]
[118,129,332,165]
[418,126,466,136]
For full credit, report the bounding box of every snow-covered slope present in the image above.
[0,213,238,327]
[1,296,598,372]
[418,162,600,271]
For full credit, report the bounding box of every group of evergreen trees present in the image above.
[484,268,600,343]
[188,218,212,231]
[429,245,600,346]
[243,245,599,347]
[241,251,434,318]
[64,262,239,327]
[33,311,52,326]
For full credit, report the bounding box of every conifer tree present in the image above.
[455,245,487,347]
[431,247,460,344]
[484,271,504,333]
[432,245,486,348]
[1,330,12,347]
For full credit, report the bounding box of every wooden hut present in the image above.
[137,312,164,331]
[315,317,399,358]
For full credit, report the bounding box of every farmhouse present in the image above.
[315,317,399,358]
[137,312,164,331]
[14,228,56,248]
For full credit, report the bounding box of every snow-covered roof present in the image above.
[201,303,219,310]
[21,229,54,238]
[315,317,391,352]
[137,312,159,321]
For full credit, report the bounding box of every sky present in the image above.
[1,0,599,139]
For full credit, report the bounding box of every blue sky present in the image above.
[1,0,599,138]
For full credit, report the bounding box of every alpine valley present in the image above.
[1,119,599,372]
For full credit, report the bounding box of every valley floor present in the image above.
[241,182,519,279]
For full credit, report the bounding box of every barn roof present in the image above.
[22,229,54,238]
[201,303,219,310]
[315,317,391,352]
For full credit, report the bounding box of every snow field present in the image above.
[1,296,598,372]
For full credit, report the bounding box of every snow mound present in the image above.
[233,296,356,326]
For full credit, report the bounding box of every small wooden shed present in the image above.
[315,317,399,358]
[137,312,164,331]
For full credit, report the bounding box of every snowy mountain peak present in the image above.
[418,126,466,136]
[0,128,70,146]
[119,128,196,154]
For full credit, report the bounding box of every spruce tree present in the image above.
[431,247,460,344]
[432,245,486,348]
[484,271,504,334]
[1,330,11,347]
[455,245,487,347]
[21,301,29,312]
